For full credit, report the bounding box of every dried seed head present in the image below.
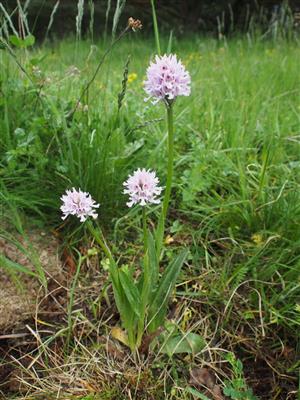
[128,17,142,32]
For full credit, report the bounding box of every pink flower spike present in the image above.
[144,54,191,104]
[60,188,99,222]
[123,168,162,207]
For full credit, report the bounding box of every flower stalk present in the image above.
[142,207,147,252]
[163,103,174,221]
[156,103,174,257]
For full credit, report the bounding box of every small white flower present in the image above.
[67,65,81,77]
[32,65,42,77]
[123,168,162,207]
[60,188,99,222]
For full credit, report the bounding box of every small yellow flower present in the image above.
[128,72,137,84]
[251,233,263,246]
[185,52,202,66]
[165,235,174,245]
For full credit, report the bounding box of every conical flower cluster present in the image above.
[144,54,191,103]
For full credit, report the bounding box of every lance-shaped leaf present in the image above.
[141,230,159,309]
[0,254,37,277]
[119,266,141,318]
[148,249,188,332]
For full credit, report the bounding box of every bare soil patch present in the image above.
[0,230,64,332]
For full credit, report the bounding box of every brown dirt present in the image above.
[0,228,67,396]
[0,230,64,333]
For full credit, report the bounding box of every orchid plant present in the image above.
[61,54,191,352]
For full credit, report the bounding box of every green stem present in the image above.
[137,207,149,348]
[156,104,174,257]
[70,25,130,119]
[87,221,113,261]
[163,104,174,220]
[142,207,147,252]
[86,221,119,287]
[150,0,161,55]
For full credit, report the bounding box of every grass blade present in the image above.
[150,0,161,55]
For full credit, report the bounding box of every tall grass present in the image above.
[88,0,95,42]
[0,182,47,287]
[45,0,60,41]
[112,0,126,40]
[76,0,85,41]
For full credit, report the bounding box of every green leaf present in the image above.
[29,54,47,66]
[185,387,211,400]
[166,29,173,54]
[138,230,159,328]
[9,35,23,47]
[0,254,37,277]
[23,34,35,47]
[143,230,159,304]
[148,249,188,332]
[148,230,159,287]
[9,34,35,48]
[119,266,141,317]
[160,332,205,356]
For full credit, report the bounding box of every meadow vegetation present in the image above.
[0,11,299,400]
